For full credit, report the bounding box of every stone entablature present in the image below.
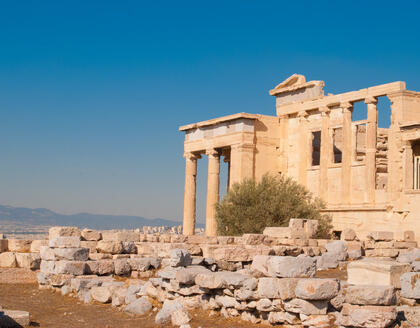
[180,74,420,240]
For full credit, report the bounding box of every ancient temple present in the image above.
[179,74,420,238]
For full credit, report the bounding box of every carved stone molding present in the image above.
[365,96,378,105]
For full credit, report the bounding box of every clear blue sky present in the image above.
[1,1,419,223]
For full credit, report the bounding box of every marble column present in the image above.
[365,97,378,203]
[205,148,220,236]
[319,106,331,202]
[297,111,309,186]
[182,152,199,235]
[341,102,353,204]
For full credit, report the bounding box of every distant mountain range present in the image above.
[0,204,184,230]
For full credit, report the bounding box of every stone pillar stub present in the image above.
[205,148,220,237]
[183,152,200,236]
[341,102,353,204]
[319,106,331,202]
[365,96,378,203]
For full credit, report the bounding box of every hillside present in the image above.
[0,204,182,230]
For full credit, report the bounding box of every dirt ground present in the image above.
[0,268,265,328]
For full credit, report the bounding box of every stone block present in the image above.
[155,300,184,325]
[30,239,48,253]
[80,241,97,253]
[393,241,417,249]
[122,241,137,254]
[15,252,41,270]
[49,237,81,248]
[171,308,191,326]
[216,236,235,245]
[40,246,56,261]
[339,303,397,328]
[345,285,396,305]
[49,226,81,239]
[348,249,362,260]
[263,226,291,238]
[101,230,139,242]
[111,286,127,307]
[81,229,102,241]
[7,239,32,252]
[241,234,266,245]
[250,255,270,277]
[400,272,420,299]
[316,253,339,270]
[347,259,410,288]
[114,258,131,276]
[283,298,328,315]
[267,255,316,278]
[40,260,55,274]
[170,249,192,267]
[365,248,399,258]
[89,253,112,260]
[202,244,273,262]
[257,277,298,300]
[0,252,16,267]
[268,311,299,325]
[325,240,347,260]
[124,296,152,315]
[86,260,114,275]
[53,248,89,261]
[96,240,123,254]
[367,231,394,241]
[396,248,420,264]
[176,266,211,285]
[70,277,102,292]
[195,272,226,289]
[157,266,181,280]
[341,228,357,241]
[295,278,339,300]
[91,286,113,303]
[54,260,87,275]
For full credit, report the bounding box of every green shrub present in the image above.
[215,173,331,238]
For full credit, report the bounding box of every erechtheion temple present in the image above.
[180,74,420,239]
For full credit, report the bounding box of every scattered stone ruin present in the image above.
[1,222,420,327]
[179,74,420,239]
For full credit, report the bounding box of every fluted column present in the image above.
[182,152,199,235]
[365,97,378,203]
[341,102,353,204]
[297,111,309,186]
[205,148,220,236]
[319,106,331,201]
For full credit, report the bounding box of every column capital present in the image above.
[297,110,309,120]
[365,96,378,105]
[278,114,289,120]
[184,152,200,160]
[206,148,220,157]
[319,106,331,117]
[340,101,353,113]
